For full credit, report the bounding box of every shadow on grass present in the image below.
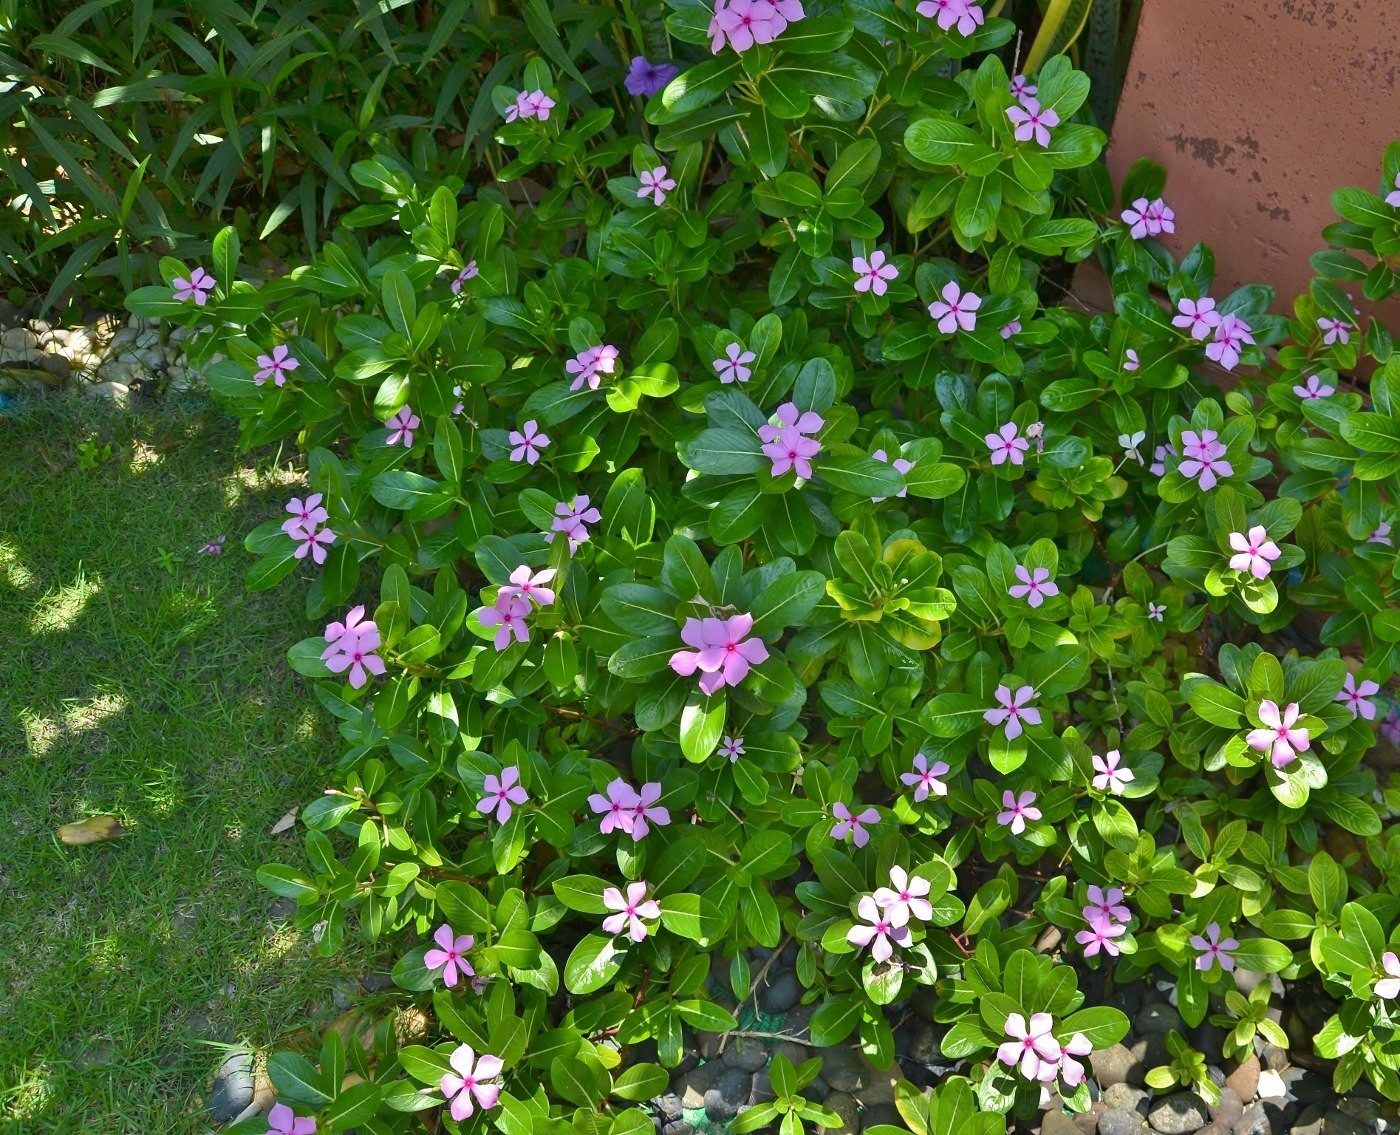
[0,393,382,1132]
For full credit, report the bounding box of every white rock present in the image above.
[138,347,164,368]
[135,329,159,349]
[1,327,38,350]
[110,327,138,348]
[67,328,94,354]
[38,329,68,347]
[1255,1070,1286,1100]
[85,381,130,405]
[169,324,193,342]
[127,313,142,329]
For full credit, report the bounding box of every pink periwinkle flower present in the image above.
[451,261,479,294]
[846,894,911,963]
[1228,526,1281,579]
[1054,1033,1095,1088]
[1173,297,1221,340]
[870,449,913,502]
[900,753,950,802]
[589,778,639,837]
[997,1013,1059,1081]
[1122,197,1174,239]
[508,419,550,464]
[628,782,671,841]
[928,281,981,334]
[1246,700,1310,767]
[831,801,880,848]
[669,613,770,695]
[719,735,745,762]
[479,594,531,651]
[197,535,226,555]
[321,605,385,689]
[439,1045,503,1121]
[292,524,336,564]
[1370,521,1393,546]
[1075,913,1127,958]
[1294,374,1335,399]
[1387,173,1400,208]
[758,402,824,480]
[873,866,933,923]
[637,166,676,206]
[708,0,806,54]
[385,405,420,448]
[546,495,601,552]
[452,384,465,416]
[626,56,679,98]
[1207,313,1255,371]
[1149,442,1175,477]
[254,344,299,386]
[1385,707,1400,745]
[478,766,529,823]
[996,789,1042,834]
[1178,429,1233,491]
[1010,74,1037,102]
[1000,319,1021,339]
[1008,564,1059,608]
[1318,317,1355,346]
[424,924,476,988]
[1376,951,1400,998]
[714,342,756,384]
[1124,348,1141,371]
[985,685,1041,740]
[1190,922,1239,972]
[602,881,660,942]
[283,493,328,537]
[986,422,1030,467]
[853,250,899,296]
[1337,673,1381,721]
[173,266,216,305]
[1091,750,1135,794]
[1085,885,1132,925]
[1148,602,1166,621]
[267,1103,316,1135]
[505,89,554,123]
[566,344,620,392]
[915,0,985,37]
[1005,97,1060,146]
[758,402,822,444]
[499,565,556,609]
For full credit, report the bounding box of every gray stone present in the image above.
[208,1049,255,1122]
[823,1090,860,1135]
[723,1036,768,1073]
[654,1094,683,1122]
[1044,1108,1084,1135]
[1,327,38,350]
[774,1040,811,1068]
[1099,1107,1152,1135]
[138,347,165,369]
[1282,1067,1332,1106]
[1148,1092,1209,1135]
[1210,1087,1244,1130]
[360,971,394,992]
[1323,1108,1373,1135]
[1290,1105,1325,1135]
[759,970,803,1013]
[661,1123,694,1135]
[1225,1055,1259,1102]
[905,1023,941,1066]
[1136,1002,1185,1037]
[749,1068,776,1106]
[332,977,357,1009]
[703,1067,753,1122]
[676,1062,722,1109]
[1334,1097,1385,1125]
[865,1103,903,1130]
[1233,1101,1271,1135]
[696,1029,723,1061]
[110,327,139,348]
[84,380,130,405]
[37,353,71,381]
[1092,1044,1144,1088]
[1104,1084,1149,1113]
[1258,1043,1288,1072]
[821,1047,866,1093]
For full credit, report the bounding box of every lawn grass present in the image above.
[0,393,375,1132]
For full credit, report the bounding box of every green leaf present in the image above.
[612,1063,670,1101]
[751,571,826,638]
[564,933,625,994]
[819,453,905,496]
[268,1053,330,1107]
[680,689,726,762]
[809,993,864,1046]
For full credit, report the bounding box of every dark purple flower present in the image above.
[625,56,679,98]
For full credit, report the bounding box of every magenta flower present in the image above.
[173,266,216,305]
[1207,313,1255,371]
[292,524,336,564]
[478,766,528,823]
[847,894,911,963]
[628,782,671,841]
[1010,74,1037,101]
[1370,521,1393,546]
[873,866,933,923]
[1148,198,1176,234]
[719,735,745,761]
[508,419,550,464]
[545,495,601,552]
[714,343,756,384]
[1000,319,1021,339]
[758,403,824,480]
[283,493,328,538]
[1228,526,1281,579]
[1318,316,1354,346]
[853,250,899,296]
[1246,699,1310,767]
[1148,602,1166,621]
[831,801,880,848]
[479,595,531,651]
[1054,1033,1095,1088]
[1075,914,1126,958]
[321,605,385,689]
[566,344,620,392]
[757,401,823,443]
[1122,197,1174,239]
[499,565,556,608]
[997,1013,1059,1081]
[451,262,479,294]
[1376,951,1400,998]
[1178,428,1233,490]
[439,1045,503,1121]
[1337,673,1381,721]
[505,89,554,122]
[254,345,299,387]
[267,1103,316,1135]
[1086,885,1131,925]
[915,0,984,37]
[985,422,1030,467]
[669,613,770,695]
[1190,922,1239,972]
[900,752,950,802]
[1387,174,1400,208]
[589,779,639,837]
[1293,374,1335,399]
[637,166,677,206]
[1172,297,1221,340]
[871,449,913,502]
[625,56,679,98]
[1091,750,1135,793]
[1008,564,1059,608]
[707,0,805,54]
[985,685,1041,739]
[1124,348,1140,371]
[996,789,1042,834]
[385,405,420,447]
[197,535,226,555]
[928,281,981,334]
[602,881,660,942]
[424,924,476,988]
[1005,97,1059,146]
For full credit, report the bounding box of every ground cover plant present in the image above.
[119,1,1400,1132]
[0,399,375,1132]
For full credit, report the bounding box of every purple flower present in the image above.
[292,523,336,564]
[505,90,554,123]
[1122,197,1174,239]
[1091,750,1135,793]
[508,419,550,464]
[847,893,911,962]
[1172,297,1221,340]
[566,344,620,392]
[1376,951,1400,998]
[1246,699,1310,767]
[637,166,677,206]
[254,344,299,386]
[625,56,679,98]
[915,0,985,37]
[424,924,475,987]
[1318,316,1354,345]
[452,384,465,415]
[283,494,328,537]
[478,766,528,823]
[1124,348,1140,371]
[439,1045,503,1121]
[757,401,823,444]
[759,402,824,480]
[499,565,556,608]
[1148,602,1166,621]
[1000,319,1021,339]
[871,448,913,502]
[928,281,981,334]
[1294,374,1335,399]
[546,495,601,552]
[173,266,216,305]
[708,0,806,54]
[714,342,756,384]
[996,789,1041,834]
[602,881,660,942]
[321,605,385,689]
[985,685,1041,740]
[1085,885,1131,925]
[1370,521,1393,546]
[385,405,420,447]
[985,422,1030,467]
[853,250,899,296]
[1149,442,1175,477]
[719,735,745,761]
[669,613,770,695]
[589,779,639,836]
[900,752,950,802]
[451,261,479,294]
[1337,673,1381,721]
[479,594,531,651]
[1008,564,1059,608]
[1178,429,1233,491]
[1228,526,1281,579]
[1387,173,1400,208]
[831,801,880,848]
[1190,922,1239,972]
[1206,313,1255,371]
[628,782,671,841]
[1010,74,1037,102]
[873,866,933,922]
[197,535,226,555]
[1385,706,1400,745]
[1005,97,1059,146]
[1075,913,1126,958]
[267,1103,316,1135]
[997,1013,1059,1081]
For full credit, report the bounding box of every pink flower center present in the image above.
[1276,726,1290,739]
